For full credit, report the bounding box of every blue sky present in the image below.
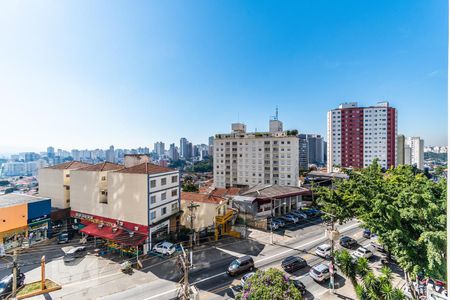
[0,0,447,154]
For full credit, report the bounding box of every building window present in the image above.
[172,189,178,197]
[150,211,156,220]
[65,174,70,178]
[161,178,167,185]
[101,176,106,181]
[161,192,166,200]
[151,195,156,204]
[150,180,156,188]
[172,175,178,183]
[161,207,167,215]
[171,203,178,212]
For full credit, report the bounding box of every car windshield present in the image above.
[60,233,68,238]
[318,246,329,251]
[312,268,322,276]
[0,278,9,289]
[230,260,240,269]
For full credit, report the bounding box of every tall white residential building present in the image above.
[214,122,299,188]
[327,102,397,172]
[404,145,412,165]
[407,137,424,170]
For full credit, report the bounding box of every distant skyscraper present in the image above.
[397,135,405,165]
[154,142,165,156]
[47,146,55,159]
[106,145,115,163]
[208,136,214,157]
[327,102,397,172]
[298,134,309,170]
[307,134,324,165]
[407,137,424,170]
[180,138,188,159]
[168,143,179,161]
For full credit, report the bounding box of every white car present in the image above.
[315,244,332,258]
[241,272,256,287]
[153,242,176,256]
[309,263,332,282]
[351,246,373,259]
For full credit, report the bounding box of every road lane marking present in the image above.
[142,221,361,300]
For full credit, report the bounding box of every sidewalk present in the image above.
[318,282,356,300]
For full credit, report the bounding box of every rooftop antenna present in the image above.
[271,106,279,120]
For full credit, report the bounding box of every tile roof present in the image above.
[181,192,225,204]
[210,187,241,197]
[45,161,92,170]
[115,163,176,175]
[241,184,310,199]
[77,162,124,172]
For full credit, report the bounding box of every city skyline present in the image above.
[0,1,447,153]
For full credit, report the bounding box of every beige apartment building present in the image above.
[214,122,299,188]
[38,161,91,209]
[69,161,181,253]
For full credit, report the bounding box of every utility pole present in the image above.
[178,245,191,300]
[330,216,336,293]
[187,201,199,267]
[12,249,17,297]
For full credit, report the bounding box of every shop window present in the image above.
[171,175,178,183]
[161,207,167,215]
[150,180,156,188]
[171,189,178,197]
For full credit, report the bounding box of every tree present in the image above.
[334,250,357,285]
[182,183,198,192]
[237,268,302,300]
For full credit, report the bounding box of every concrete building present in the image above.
[180,138,189,159]
[407,137,424,170]
[0,194,51,253]
[168,143,179,161]
[123,154,151,168]
[154,142,165,157]
[397,134,405,165]
[298,134,309,171]
[106,145,115,163]
[38,161,91,209]
[214,121,299,188]
[70,162,181,253]
[232,184,310,230]
[208,136,214,157]
[404,145,412,165]
[327,102,397,172]
[307,134,325,166]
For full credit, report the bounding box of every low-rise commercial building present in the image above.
[0,194,51,253]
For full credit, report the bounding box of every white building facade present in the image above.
[214,123,299,188]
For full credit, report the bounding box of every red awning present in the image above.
[80,223,147,246]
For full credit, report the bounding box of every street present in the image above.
[1,217,404,300]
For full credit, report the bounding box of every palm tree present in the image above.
[335,250,357,285]
[379,266,394,285]
[356,257,370,279]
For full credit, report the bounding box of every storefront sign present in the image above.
[150,220,169,233]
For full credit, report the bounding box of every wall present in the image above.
[71,170,148,226]
[38,168,66,209]
[180,200,218,230]
[27,199,51,221]
[0,204,27,233]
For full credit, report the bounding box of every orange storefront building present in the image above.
[0,202,28,251]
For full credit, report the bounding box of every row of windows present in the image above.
[150,175,178,188]
[219,140,292,146]
[150,202,178,220]
[150,188,178,204]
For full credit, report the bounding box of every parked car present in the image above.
[268,220,279,230]
[363,229,372,239]
[309,263,333,282]
[291,211,307,219]
[63,246,87,263]
[281,256,307,273]
[227,256,255,276]
[351,246,373,259]
[282,214,299,224]
[0,273,25,299]
[290,278,306,295]
[240,272,256,287]
[57,231,74,244]
[303,209,321,218]
[339,236,357,248]
[153,242,176,256]
[272,218,286,228]
[315,244,332,258]
[370,236,386,252]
